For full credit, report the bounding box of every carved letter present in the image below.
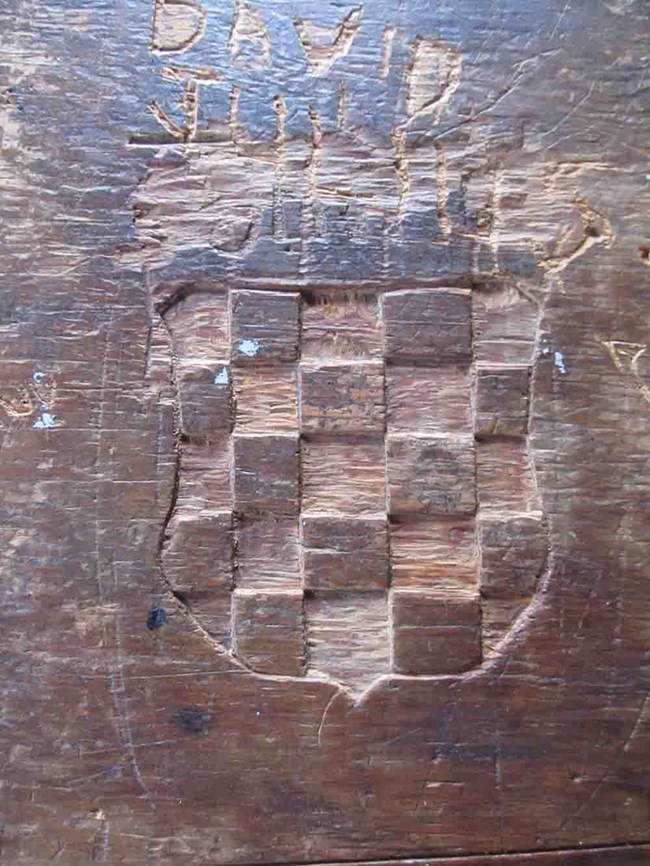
[151,0,207,54]
[229,1,271,69]
[149,65,222,141]
[294,7,363,77]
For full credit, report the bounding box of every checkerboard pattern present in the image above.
[161,287,545,692]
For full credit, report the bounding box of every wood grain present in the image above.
[1,0,648,863]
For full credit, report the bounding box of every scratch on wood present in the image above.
[379,24,396,80]
[391,125,410,224]
[337,81,348,130]
[301,105,323,266]
[434,141,451,240]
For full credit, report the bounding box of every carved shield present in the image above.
[159,283,548,695]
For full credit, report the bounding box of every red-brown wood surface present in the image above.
[1,0,649,863]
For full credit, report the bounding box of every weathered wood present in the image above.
[1,0,649,863]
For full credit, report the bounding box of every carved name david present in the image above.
[159,284,548,694]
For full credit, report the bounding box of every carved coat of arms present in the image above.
[125,0,611,696]
[158,284,548,694]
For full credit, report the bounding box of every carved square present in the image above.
[163,292,229,364]
[479,512,546,598]
[175,441,231,512]
[390,517,477,590]
[386,435,476,516]
[177,362,232,439]
[475,365,530,437]
[305,592,390,693]
[183,590,233,646]
[481,597,528,657]
[300,292,382,359]
[233,589,305,676]
[301,515,389,591]
[300,361,385,434]
[301,440,386,516]
[161,511,233,594]
[472,287,538,365]
[476,439,538,511]
[233,365,298,433]
[230,290,300,364]
[382,288,471,364]
[236,516,301,589]
[386,365,472,435]
[391,590,481,675]
[233,434,300,516]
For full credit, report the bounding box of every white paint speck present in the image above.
[214,366,229,385]
[33,409,61,430]
[238,338,260,357]
[554,351,568,375]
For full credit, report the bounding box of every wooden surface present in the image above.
[1,0,649,863]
